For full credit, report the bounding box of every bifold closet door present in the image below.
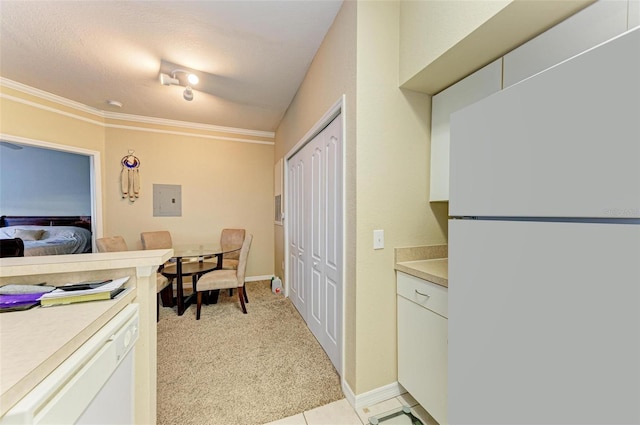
[287,113,343,372]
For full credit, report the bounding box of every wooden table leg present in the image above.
[176,260,185,316]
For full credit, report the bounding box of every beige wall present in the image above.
[0,86,106,153]
[0,86,275,278]
[104,125,274,277]
[274,0,358,388]
[399,0,511,86]
[274,0,448,395]
[354,0,446,394]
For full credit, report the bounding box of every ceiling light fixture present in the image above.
[183,86,194,102]
[159,69,199,101]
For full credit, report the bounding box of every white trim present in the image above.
[342,380,407,410]
[1,77,104,117]
[283,95,345,377]
[0,133,104,246]
[245,275,274,282]
[342,378,357,409]
[0,93,104,126]
[284,96,344,160]
[1,77,275,140]
[1,93,273,146]
[102,111,274,138]
[104,123,275,145]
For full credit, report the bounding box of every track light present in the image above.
[159,73,179,86]
[187,74,199,85]
[159,68,199,101]
[183,86,193,101]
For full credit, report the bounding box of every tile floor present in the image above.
[263,392,438,425]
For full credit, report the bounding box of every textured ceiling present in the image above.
[0,0,343,132]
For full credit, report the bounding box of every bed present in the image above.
[0,216,92,256]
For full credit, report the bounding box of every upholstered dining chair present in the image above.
[96,235,128,252]
[0,238,25,258]
[97,235,171,320]
[195,234,252,319]
[220,228,245,270]
[140,230,172,250]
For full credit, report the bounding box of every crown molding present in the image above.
[101,111,274,138]
[0,77,275,139]
[0,77,105,118]
[104,123,275,145]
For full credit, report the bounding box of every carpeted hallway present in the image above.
[157,280,344,425]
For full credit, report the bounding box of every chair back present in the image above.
[235,234,253,287]
[141,231,172,249]
[0,238,25,257]
[96,236,128,252]
[220,228,245,260]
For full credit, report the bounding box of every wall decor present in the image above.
[121,150,140,202]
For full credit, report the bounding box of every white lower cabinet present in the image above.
[397,271,448,425]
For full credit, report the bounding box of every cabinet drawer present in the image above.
[397,272,448,318]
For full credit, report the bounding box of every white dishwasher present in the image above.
[1,303,139,425]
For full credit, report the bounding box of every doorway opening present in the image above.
[0,133,103,249]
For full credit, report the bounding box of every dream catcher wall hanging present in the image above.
[121,150,140,201]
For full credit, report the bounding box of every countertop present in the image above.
[0,290,135,416]
[0,249,172,419]
[394,244,448,287]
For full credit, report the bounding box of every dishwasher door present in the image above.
[1,303,139,425]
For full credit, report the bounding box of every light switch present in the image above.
[373,229,384,250]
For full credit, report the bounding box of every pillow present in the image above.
[13,229,45,241]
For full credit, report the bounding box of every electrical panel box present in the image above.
[153,184,182,217]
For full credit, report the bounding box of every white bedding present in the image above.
[0,225,92,256]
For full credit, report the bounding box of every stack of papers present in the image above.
[0,284,56,312]
[39,276,130,307]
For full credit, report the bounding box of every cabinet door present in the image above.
[429,59,501,202]
[398,295,447,425]
[631,0,640,29]
[503,0,628,88]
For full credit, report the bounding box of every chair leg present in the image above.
[160,282,174,307]
[157,293,160,322]
[243,285,249,303]
[211,289,220,304]
[238,287,247,314]
[229,289,233,296]
[196,292,203,320]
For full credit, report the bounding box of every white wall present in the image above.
[0,144,91,215]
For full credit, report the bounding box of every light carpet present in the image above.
[157,280,344,425]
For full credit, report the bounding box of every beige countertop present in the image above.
[0,249,172,419]
[0,290,135,416]
[394,244,448,287]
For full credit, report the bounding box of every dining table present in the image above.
[159,244,240,316]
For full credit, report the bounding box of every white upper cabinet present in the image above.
[503,0,628,88]
[631,0,640,29]
[429,59,502,202]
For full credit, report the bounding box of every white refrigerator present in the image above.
[448,27,640,424]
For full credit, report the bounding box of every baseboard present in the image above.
[342,379,406,410]
[246,275,273,282]
[342,378,357,408]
